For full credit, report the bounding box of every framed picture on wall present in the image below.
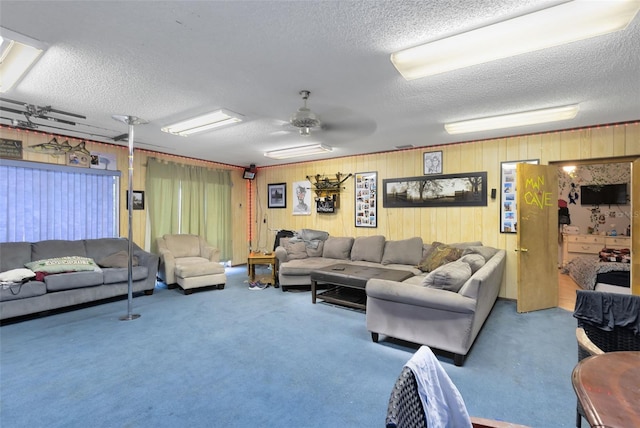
[268,183,286,208]
[423,151,443,175]
[355,171,377,227]
[292,180,312,215]
[500,159,539,233]
[126,190,145,210]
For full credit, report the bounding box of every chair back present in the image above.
[386,366,427,428]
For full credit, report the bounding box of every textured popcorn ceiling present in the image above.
[0,0,638,167]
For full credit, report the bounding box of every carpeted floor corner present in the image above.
[0,266,578,427]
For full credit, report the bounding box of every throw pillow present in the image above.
[97,251,139,268]
[0,268,36,283]
[284,241,308,260]
[461,246,498,261]
[25,256,99,274]
[417,242,463,272]
[322,237,355,260]
[459,254,485,274]
[381,237,424,265]
[350,235,386,263]
[422,260,472,292]
[306,240,324,257]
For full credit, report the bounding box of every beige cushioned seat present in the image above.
[157,234,226,294]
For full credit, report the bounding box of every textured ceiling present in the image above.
[1,1,639,168]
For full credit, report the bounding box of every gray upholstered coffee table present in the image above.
[310,263,413,310]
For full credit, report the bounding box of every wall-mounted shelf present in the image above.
[306,172,352,208]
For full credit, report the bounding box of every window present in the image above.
[0,160,120,242]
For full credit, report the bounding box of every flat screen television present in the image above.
[580,183,627,205]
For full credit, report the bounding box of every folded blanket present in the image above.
[289,229,329,250]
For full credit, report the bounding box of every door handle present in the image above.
[514,248,529,252]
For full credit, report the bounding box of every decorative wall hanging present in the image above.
[126,190,145,210]
[268,183,286,208]
[500,159,539,233]
[306,172,352,209]
[66,151,90,167]
[423,150,443,175]
[355,171,377,227]
[0,138,23,159]
[90,151,117,170]
[316,197,336,213]
[292,180,312,215]
[383,172,487,208]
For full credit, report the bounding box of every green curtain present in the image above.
[146,158,232,259]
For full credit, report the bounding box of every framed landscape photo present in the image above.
[383,172,487,208]
[423,150,443,175]
[268,183,286,208]
[126,190,145,210]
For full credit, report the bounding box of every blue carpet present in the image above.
[0,266,577,427]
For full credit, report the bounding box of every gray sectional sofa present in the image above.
[275,232,506,365]
[0,238,159,321]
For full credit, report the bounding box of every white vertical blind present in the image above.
[0,160,120,242]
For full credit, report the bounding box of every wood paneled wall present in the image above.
[253,123,640,299]
[0,127,247,265]
[2,122,639,298]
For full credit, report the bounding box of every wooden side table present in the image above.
[247,252,278,287]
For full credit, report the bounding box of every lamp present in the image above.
[112,114,147,321]
[391,0,640,80]
[444,104,580,135]
[0,28,45,92]
[264,143,332,160]
[161,109,243,136]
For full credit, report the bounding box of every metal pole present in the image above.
[112,115,147,321]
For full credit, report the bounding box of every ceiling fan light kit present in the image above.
[264,143,332,160]
[0,27,45,93]
[444,104,580,135]
[289,90,321,135]
[391,0,640,80]
[161,109,243,136]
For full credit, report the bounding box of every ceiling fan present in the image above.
[289,90,321,136]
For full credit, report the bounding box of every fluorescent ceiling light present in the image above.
[0,28,45,92]
[391,0,640,80]
[444,105,580,135]
[161,109,243,136]
[264,143,332,160]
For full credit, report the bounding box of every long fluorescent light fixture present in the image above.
[444,104,580,135]
[264,143,332,160]
[391,0,640,80]
[161,109,243,136]
[0,28,45,92]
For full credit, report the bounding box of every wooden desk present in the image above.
[572,351,640,428]
[247,252,278,287]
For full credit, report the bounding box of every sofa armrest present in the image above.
[366,279,476,314]
[133,248,159,274]
[202,245,221,262]
[275,246,289,263]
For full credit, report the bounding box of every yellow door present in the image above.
[632,158,639,296]
[516,163,559,312]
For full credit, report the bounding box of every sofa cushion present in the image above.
[0,268,36,283]
[163,234,201,258]
[417,242,463,272]
[306,241,324,257]
[351,235,386,263]
[97,250,139,268]
[422,260,472,292]
[32,239,87,261]
[462,246,499,261]
[84,238,131,262]
[44,271,103,291]
[102,266,149,284]
[0,242,32,272]
[459,254,486,274]
[381,237,423,266]
[322,237,354,260]
[284,241,308,260]
[25,256,100,274]
[450,241,483,250]
[0,280,46,301]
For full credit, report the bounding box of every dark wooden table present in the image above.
[310,263,413,310]
[572,351,640,428]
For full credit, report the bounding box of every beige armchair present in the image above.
[156,234,225,293]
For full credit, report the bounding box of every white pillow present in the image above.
[0,268,36,283]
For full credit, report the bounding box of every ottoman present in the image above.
[174,262,226,294]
